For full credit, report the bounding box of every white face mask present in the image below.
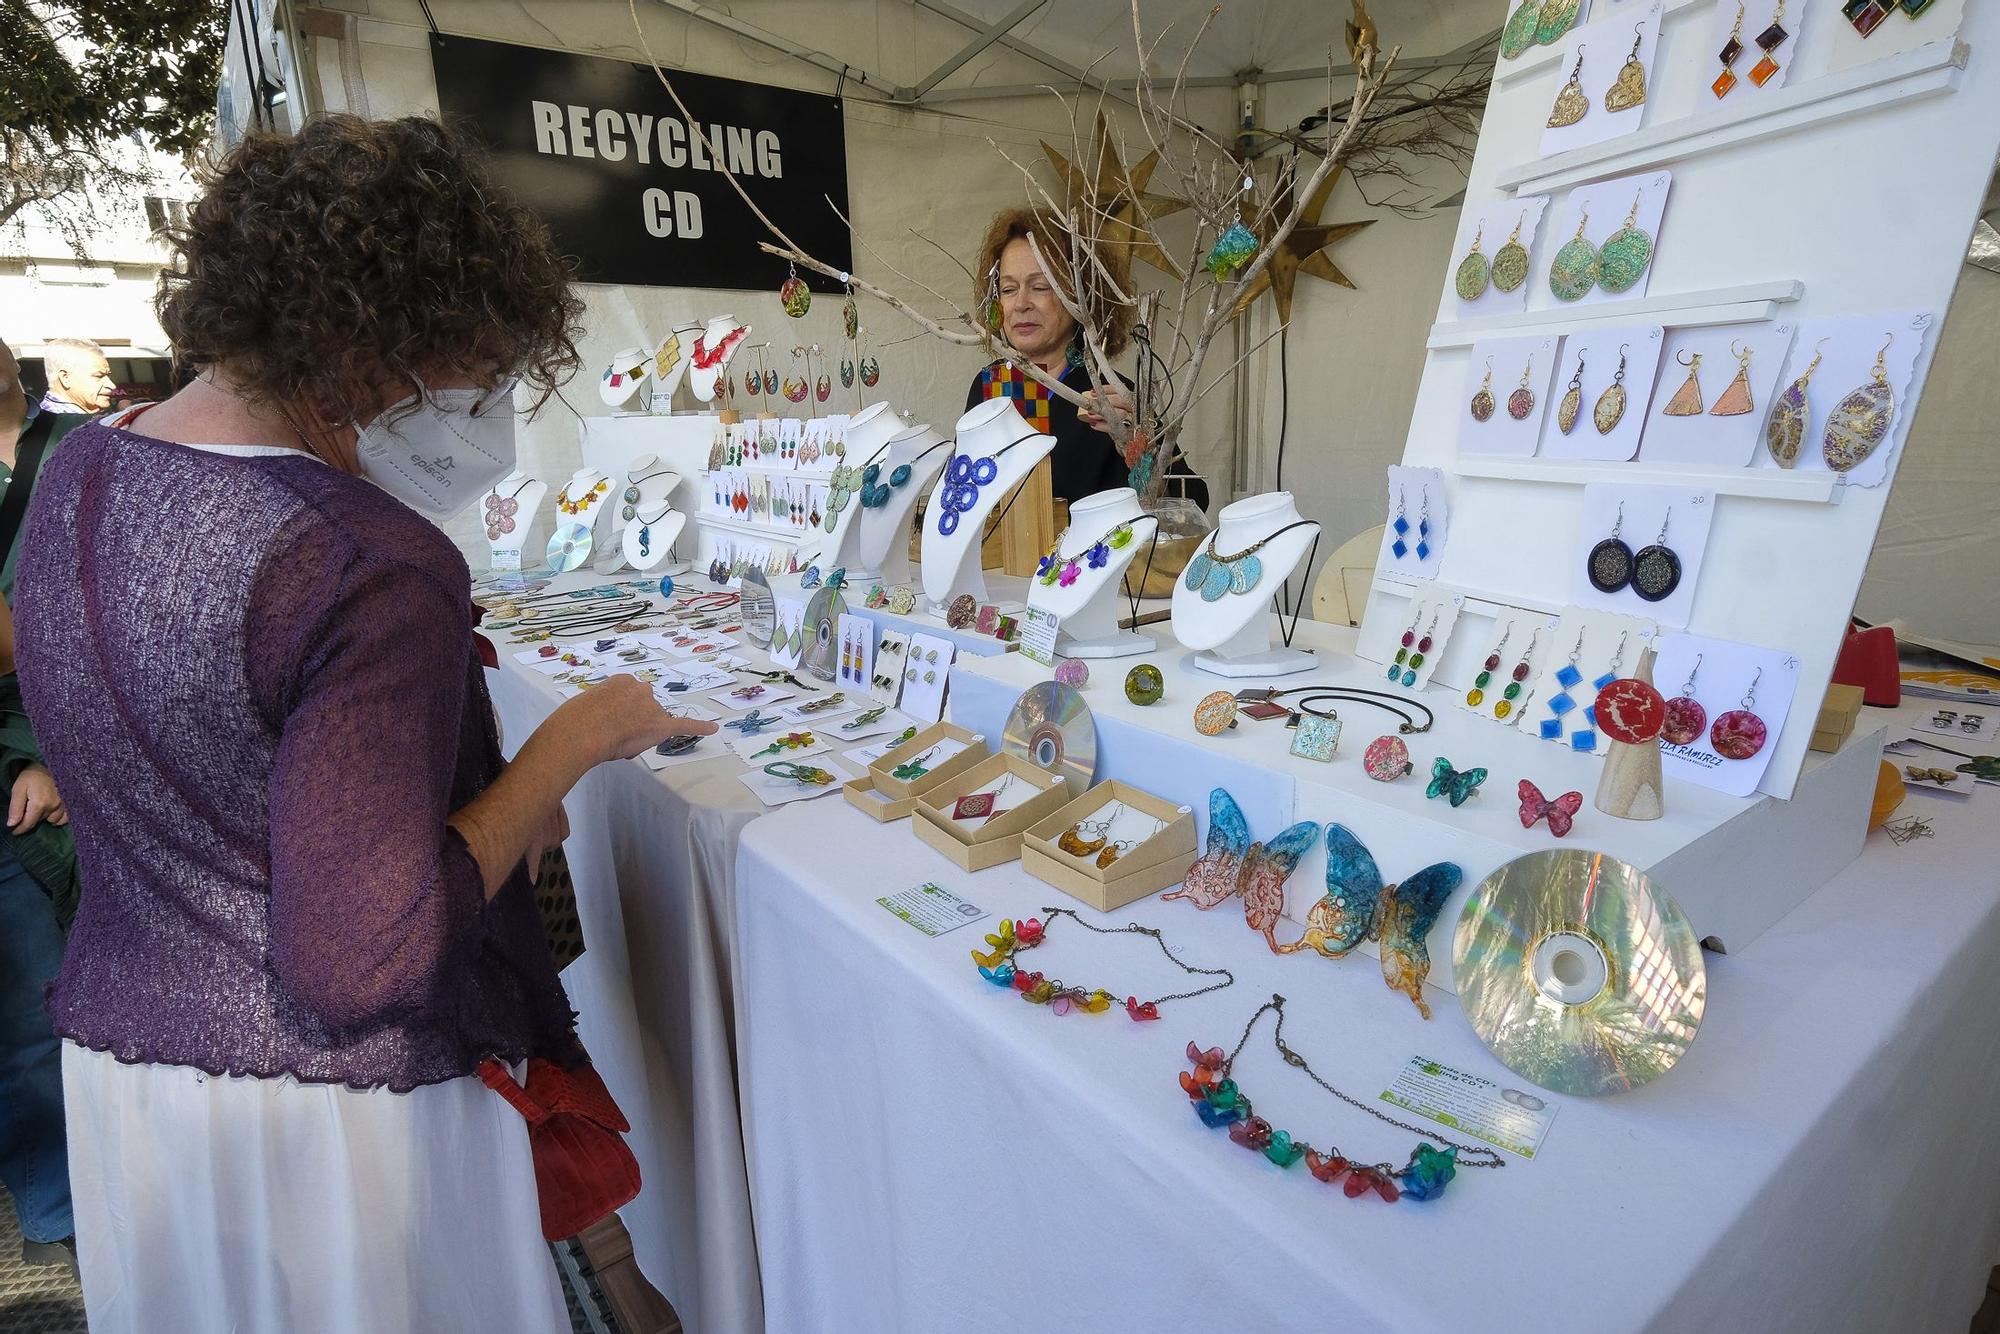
[353,380,518,519]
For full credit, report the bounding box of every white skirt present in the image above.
[62,1043,570,1334]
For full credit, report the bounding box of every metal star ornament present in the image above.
[1041,114,1191,278]
[1229,163,1375,324]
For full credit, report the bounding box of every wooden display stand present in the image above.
[974,459,1058,578]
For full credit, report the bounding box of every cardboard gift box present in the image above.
[868,720,989,802]
[910,752,1074,871]
[1020,780,1198,911]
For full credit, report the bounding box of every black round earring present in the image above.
[1631,507,1682,602]
[1588,502,1635,593]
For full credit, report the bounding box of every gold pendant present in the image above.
[1605,30,1648,112]
[1548,52,1589,128]
[1661,352,1704,416]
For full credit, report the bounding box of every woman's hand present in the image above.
[558,673,717,764]
[1078,385,1132,436]
[8,763,66,833]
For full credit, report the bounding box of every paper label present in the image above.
[875,882,987,937]
[489,546,524,572]
[1379,1055,1557,1159]
[1019,606,1061,667]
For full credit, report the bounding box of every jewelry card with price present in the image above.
[738,753,858,807]
[1538,1,1661,158]
[1570,483,1715,630]
[1526,609,1658,756]
[836,613,875,692]
[1448,193,1550,317]
[769,596,808,671]
[1640,323,1797,467]
[1705,0,1807,102]
[1457,335,1559,458]
[870,631,910,708]
[725,727,833,764]
[1752,310,1932,488]
[1380,465,1449,581]
[1452,610,1560,728]
[1652,632,1800,797]
[1540,324,1664,462]
[1543,171,1672,308]
[899,632,955,724]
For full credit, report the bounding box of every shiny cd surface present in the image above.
[801,586,847,683]
[1002,680,1096,789]
[546,522,592,573]
[1452,849,1705,1096]
[740,570,775,649]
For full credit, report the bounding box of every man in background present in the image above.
[38,337,113,415]
[0,339,79,1268]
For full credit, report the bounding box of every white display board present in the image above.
[1364,0,1995,800]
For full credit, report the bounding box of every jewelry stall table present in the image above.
[732,789,2000,1334]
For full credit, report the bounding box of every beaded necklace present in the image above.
[1034,516,1154,589]
[971,908,1234,1021]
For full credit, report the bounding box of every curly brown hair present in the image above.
[158,114,583,424]
[973,206,1133,359]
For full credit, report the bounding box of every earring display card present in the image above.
[769,596,807,670]
[1528,609,1659,756]
[1539,1,1662,158]
[871,631,910,707]
[1570,482,1716,629]
[724,728,833,764]
[737,754,859,808]
[1450,609,1561,729]
[1705,0,1807,100]
[1371,590,1465,692]
[900,631,956,724]
[1753,310,1932,489]
[1541,325,1664,461]
[1653,633,1800,797]
[1457,335,1560,458]
[775,694,862,725]
[1542,171,1672,308]
[1640,323,1797,467]
[836,613,875,692]
[1825,0,1964,73]
[829,707,911,744]
[1381,464,1450,581]
[1448,195,1552,317]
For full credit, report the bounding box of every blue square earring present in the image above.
[1571,631,1631,753]
[1391,486,1410,560]
[1539,628,1588,740]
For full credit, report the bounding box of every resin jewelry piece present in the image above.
[1631,509,1682,603]
[1751,0,1791,86]
[1454,222,1490,300]
[1517,780,1584,837]
[1426,756,1488,807]
[1125,663,1165,706]
[779,263,812,317]
[1594,676,1666,745]
[841,705,888,732]
[1766,338,1826,468]
[1363,735,1413,782]
[934,450,1001,537]
[1557,352,1586,434]
[1604,26,1648,112]
[1714,1,1747,98]
[1711,669,1769,759]
[1465,627,1512,708]
[1596,193,1654,295]
[1096,840,1137,869]
[1400,612,1441,688]
[1163,788,1316,921]
[1536,0,1584,45]
[1495,629,1540,721]
[1501,0,1540,58]
[860,355,881,388]
[1539,628,1588,739]
[1547,48,1590,128]
[1054,658,1089,688]
[1492,213,1531,293]
[1593,344,1630,434]
[1182,998,1504,1197]
[1193,691,1240,736]
[946,593,977,629]
[1469,357,1496,422]
[1389,486,1410,560]
[971,909,1235,1020]
[1571,631,1630,752]
[1180,520,1316,602]
[796,692,847,715]
[1388,608,1428,681]
[1663,654,1707,746]
[1057,803,1121,856]
[1711,341,1755,416]
[1289,713,1343,763]
[1549,208,1598,302]
[1274,827,1465,1019]
[1415,491,1433,561]
[1823,334,1896,473]
[890,746,940,780]
[762,761,834,786]
[1036,520,1137,588]
[1661,350,1705,416]
[1507,357,1536,421]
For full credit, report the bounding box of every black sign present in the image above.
[430,34,852,292]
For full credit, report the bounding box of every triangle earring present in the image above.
[1605,27,1648,112]
[1594,344,1630,434]
[1710,341,1755,416]
[1547,48,1590,127]
[1661,350,1705,416]
[1557,351,1586,434]
[1765,338,1827,468]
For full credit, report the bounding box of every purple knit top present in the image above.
[14,421,584,1092]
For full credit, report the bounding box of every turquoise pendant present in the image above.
[1183,551,1214,592]
[1229,554,1263,594]
[1200,560,1234,602]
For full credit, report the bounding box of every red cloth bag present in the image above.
[477,1058,642,1240]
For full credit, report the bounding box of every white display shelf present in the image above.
[1499,40,1969,196]
[1428,279,1801,349]
[1453,452,1842,503]
[697,513,817,544]
[1492,0,1705,86]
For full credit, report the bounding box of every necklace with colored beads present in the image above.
[557,476,611,515]
[971,908,1234,1021]
[1185,995,1505,1203]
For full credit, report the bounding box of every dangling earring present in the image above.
[1663,654,1706,746]
[1605,26,1648,112]
[1402,609,1441,687]
[1572,632,1630,753]
[1536,0,1584,48]
[1557,350,1586,434]
[1456,222,1490,300]
[1550,207,1598,302]
[1547,48,1589,128]
[1466,627,1511,708]
[1470,356,1497,422]
[1388,607,1423,681]
[1594,343,1630,434]
[1494,629,1540,721]
[1661,349,1705,416]
[1390,485,1410,559]
[1711,669,1769,760]
[842,283,860,340]
[982,264,1002,331]
[1493,213,1531,293]
[840,358,855,389]
[1631,508,1682,602]
[1588,502,1634,593]
[1416,488,1433,560]
[1711,341,1755,416]
[1750,0,1791,86]
[1823,333,1895,473]
[1539,628,1588,740]
[1714,2,1747,97]
[764,367,779,395]
[815,373,832,403]
[1596,191,1654,294]
[1766,337,1826,468]
[780,260,812,318]
[1501,0,1539,58]
[860,355,881,388]
[1508,356,1536,420]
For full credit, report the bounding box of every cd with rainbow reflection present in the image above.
[1452,849,1705,1096]
[1002,680,1096,789]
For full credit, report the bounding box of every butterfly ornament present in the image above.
[1274,824,1462,1020]
[1164,789,1319,952]
[1426,756,1488,807]
[1517,780,1584,837]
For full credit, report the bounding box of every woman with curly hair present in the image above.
[11,114,710,1331]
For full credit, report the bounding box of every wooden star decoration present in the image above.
[1229,163,1375,324]
[1041,114,1190,278]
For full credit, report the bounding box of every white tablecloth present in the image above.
[733,788,2000,1333]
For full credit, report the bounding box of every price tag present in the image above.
[1019,606,1061,667]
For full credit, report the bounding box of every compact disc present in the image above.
[801,587,847,683]
[740,570,775,649]
[1452,849,1705,1096]
[1002,680,1096,789]
[546,522,592,573]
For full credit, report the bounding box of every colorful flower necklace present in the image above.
[1036,520,1138,589]
[971,908,1234,1021]
[1185,996,1505,1203]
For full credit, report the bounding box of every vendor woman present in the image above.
[966,207,1207,510]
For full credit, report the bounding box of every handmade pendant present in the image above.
[1469,358,1496,422]
[1823,336,1895,473]
[1492,214,1531,293]
[1549,211,1599,302]
[1596,194,1654,295]
[1593,345,1630,435]
[1547,51,1589,128]
[1290,714,1343,762]
[1594,677,1666,745]
[1536,0,1584,48]
[842,291,859,340]
[1605,29,1648,112]
[1363,734,1413,782]
[779,271,812,318]
[1661,351,1704,416]
[1557,354,1585,433]
[1205,220,1259,278]
[1507,356,1536,420]
[1711,341,1755,416]
[1501,0,1540,57]
[1765,339,1823,468]
[1454,224,1490,300]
